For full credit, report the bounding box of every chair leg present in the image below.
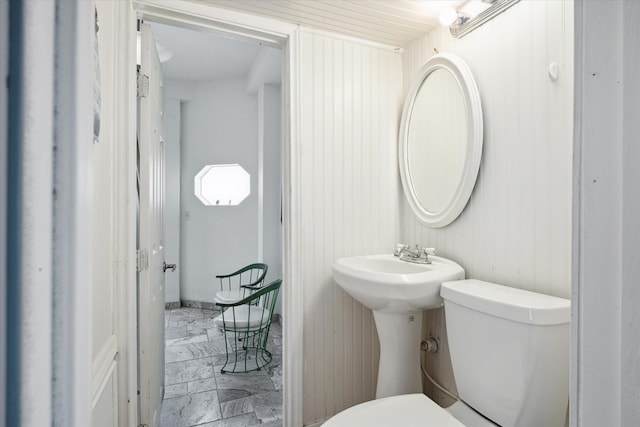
[219,325,274,373]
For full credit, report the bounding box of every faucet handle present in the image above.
[394,243,408,256]
[423,247,437,256]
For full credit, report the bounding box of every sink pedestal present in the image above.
[373,310,423,399]
[332,253,464,399]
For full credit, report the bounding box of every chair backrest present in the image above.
[215,279,282,332]
[246,279,281,312]
[216,263,268,292]
[214,279,282,373]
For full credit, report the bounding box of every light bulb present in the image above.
[439,8,459,26]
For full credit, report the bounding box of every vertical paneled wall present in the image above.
[401,1,573,407]
[298,30,402,424]
[402,1,573,298]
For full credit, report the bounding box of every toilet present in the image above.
[323,279,570,426]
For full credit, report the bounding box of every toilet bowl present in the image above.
[323,279,571,427]
[322,394,499,427]
[321,394,461,427]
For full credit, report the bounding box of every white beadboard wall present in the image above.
[401,0,573,299]
[298,30,403,424]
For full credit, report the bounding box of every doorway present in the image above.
[149,21,283,313]
[134,2,304,425]
[139,15,286,427]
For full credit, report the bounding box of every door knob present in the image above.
[163,262,177,272]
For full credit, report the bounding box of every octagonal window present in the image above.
[194,164,250,206]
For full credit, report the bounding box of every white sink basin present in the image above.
[332,253,465,398]
[332,254,464,313]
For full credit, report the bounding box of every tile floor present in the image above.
[161,307,283,427]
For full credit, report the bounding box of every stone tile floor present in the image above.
[161,307,283,427]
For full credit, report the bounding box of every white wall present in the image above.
[50,2,640,426]
[165,75,282,308]
[401,1,573,409]
[298,30,403,424]
[401,1,573,298]
[164,98,181,304]
[258,84,283,312]
[179,77,261,302]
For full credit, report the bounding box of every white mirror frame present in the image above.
[399,53,483,228]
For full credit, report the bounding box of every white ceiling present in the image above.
[150,22,266,81]
[200,0,465,47]
[149,1,463,82]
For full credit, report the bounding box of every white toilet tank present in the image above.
[441,279,570,427]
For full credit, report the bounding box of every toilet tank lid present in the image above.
[441,279,570,325]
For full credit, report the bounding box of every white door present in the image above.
[138,22,166,427]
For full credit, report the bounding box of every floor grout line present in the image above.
[161,307,283,427]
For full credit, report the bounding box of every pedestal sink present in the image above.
[332,254,464,399]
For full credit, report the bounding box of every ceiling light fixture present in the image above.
[155,39,174,63]
[443,0,521,38]
[439,7,459,26]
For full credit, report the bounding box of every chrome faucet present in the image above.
[394,244,437,264]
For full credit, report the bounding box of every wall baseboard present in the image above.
[179,299,217,310]
[165,302,284,328]
[165,302,286,325]
[304,418,329,427]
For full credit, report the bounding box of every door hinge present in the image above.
[136,249,148,271]
[137,71,149,98]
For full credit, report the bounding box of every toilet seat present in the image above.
[446,401,499,426]
[322,394,464,427]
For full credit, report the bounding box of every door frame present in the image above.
[0,1,8,421]
[571,1,640,425]
[132,1,304,425]
[5,1,94,426]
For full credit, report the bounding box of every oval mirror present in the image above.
[399,53,483,228]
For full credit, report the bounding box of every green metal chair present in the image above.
[214,263,268,305]
[214,279,281,373]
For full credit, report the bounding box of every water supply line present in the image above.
[420,338,459,401]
